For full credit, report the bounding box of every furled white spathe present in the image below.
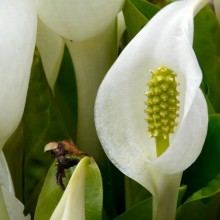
[95,0,209,219]
[214,0,220,23]
[36,18,64,91]
[51,157,90,220]
[35,0,124,41]
[0,0,37,150]
[0,0,37,218]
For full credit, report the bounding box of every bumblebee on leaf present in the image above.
[44,140,88,190]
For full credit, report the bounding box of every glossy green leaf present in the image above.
[23,50,70,216]
[130,0,159,19]
[177,174,220,220]
[54,46,78,141]
[182,115,220,199]
[35,157,102,220]
[125,177,151,210]
[200,83,215,115]
[177,185,187,207]
[34,160,70,220]
[3,121,24,201]
[114,197,152,220]
[123,0,159,40]
[85,158,103,220]
[194,5,220,112]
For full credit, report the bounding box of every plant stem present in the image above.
[65,20,117,167]
[153,134,182,220]
[152,171,182,220]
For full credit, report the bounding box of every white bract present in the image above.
[214,0,220,23]
[36,18,64,91]
[95,0,209,219]
[51,157,90,220]
[0,0,37,219]
[0,0,37,150]
[34,0,125,167]
[35,0,124,41]
[0,152,14,194]
[1,186,31,220]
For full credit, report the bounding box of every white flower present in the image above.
[95,0,209,219]
[50,157,89,220]
[50,157,102,220]
[36,18,64,91]
[0,0,36,219]
[34,0,125,166]
[0,0,37,150]
[1,186,31,220]
[35,0,124,41]
[214,0,220,23]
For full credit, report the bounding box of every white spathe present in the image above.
[35,0,124,41]
[36,18,64,91]
[0,0,37,149]
[1,186,31,220]
[51,157,90,220]
[214,0,220,23]
[0,152,14,194]
[95,0,209,196]
[0,0,37,219]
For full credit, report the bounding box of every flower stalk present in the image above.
[65,21,118,166]
[151,171,182,220]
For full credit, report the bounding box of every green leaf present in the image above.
[114,197,152,220]
[200,82,215,115]
[23,49,70,215]
[123,0,159,40]
[125,177,151,210]
[177,185,187,207]
[35,157,103,220]
[3,121,24,201]
[182,115,220,199]
[130,0,159,19]
[34,160,67,220]
[194,5,220,112]
[85,158,103,220]
[54,46,78,141]
[177,174,220,220]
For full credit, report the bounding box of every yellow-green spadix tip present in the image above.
[145,66,179,139]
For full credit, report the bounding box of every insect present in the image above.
[44,140,88,190]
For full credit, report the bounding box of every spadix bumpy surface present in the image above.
[145,67,180,157]
[35,0,124,41]
[95,0,209,196]
[145,67,179,140]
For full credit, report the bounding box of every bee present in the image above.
[44,140,88,190]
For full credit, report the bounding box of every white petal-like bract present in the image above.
[0,0,37,149]
[95,0,208,194]
[35,0,124,41]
